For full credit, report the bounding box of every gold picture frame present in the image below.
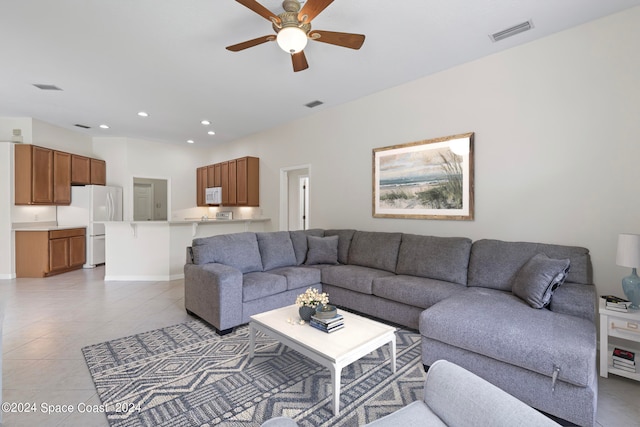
[372,132,474,220]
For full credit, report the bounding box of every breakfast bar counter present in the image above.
[102,218,270,281]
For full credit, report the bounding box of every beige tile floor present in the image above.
[0,267,638,426]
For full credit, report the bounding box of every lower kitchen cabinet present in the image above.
[15,228,86,277]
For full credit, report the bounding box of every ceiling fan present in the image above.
[226,0,365,72]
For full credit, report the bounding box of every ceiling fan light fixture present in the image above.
[277,26,308,53]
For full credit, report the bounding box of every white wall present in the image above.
[200,7,640,298]
[0,143,14,278]
[93,137,213,221]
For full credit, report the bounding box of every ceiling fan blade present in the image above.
[291,51,309,72]
[226,35,275,52]
[298,0,334,23]
[309,30,365,49]
[235,0,280,23]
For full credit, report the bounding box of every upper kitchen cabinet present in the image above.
[72,155,107,185]
[71,154,91,184]
[196,166,207,207]
[15,144,72,205]
[196,156,259,207]
[236,156,259,206]
[53,151,71,204]
[90,158,106,185]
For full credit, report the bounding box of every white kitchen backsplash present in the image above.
[12,205,56,223]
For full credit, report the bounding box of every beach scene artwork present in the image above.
[373,133,474,220]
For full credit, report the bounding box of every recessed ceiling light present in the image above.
[207,131,216,135]
[137,111,149,117]
[201,120,211,126]
[99,124,110,129]
[187,139,195,144]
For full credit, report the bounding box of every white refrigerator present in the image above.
[57,185,123,268]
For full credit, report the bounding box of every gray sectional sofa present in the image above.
[184,229,597,426]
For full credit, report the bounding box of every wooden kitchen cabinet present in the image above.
[71,154,91,184]
[228,159,237,206]
[16,228,86,277]
[236,156,259,206]
[15,144,72,205]
[196,166,207,207]
[72,155,107,185]
[221,161,230,205]
[53,150,71,204]
[90,158,106,185]
[196,156,259,208]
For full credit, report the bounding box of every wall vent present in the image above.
[33,84,63,91]
[74,124,91,129]
[305,100,324,108]
[490,20,533,42]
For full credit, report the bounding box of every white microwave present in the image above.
[205,187,222,204]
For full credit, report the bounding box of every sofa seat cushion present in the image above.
[268,266,322,291]
[322,265,395,295]
[419,288,596,387]
[396,234,472,285]
[242,272,287,302]
[373,275,466,309]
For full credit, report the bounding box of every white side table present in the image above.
[599,298,640,381]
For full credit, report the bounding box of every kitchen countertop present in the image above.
[97,218,271,225]
[12,223,87,232]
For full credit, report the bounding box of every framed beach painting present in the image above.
[372,132,474,220]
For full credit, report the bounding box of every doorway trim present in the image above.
[279,164,311,231]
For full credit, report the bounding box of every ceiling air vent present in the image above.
[305,100,324,108]
[33,84,63,91]
[74,124,91,129]
[490,20,533,42]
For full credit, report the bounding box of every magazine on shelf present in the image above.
[613,347,635,364]
[612,361,636,373]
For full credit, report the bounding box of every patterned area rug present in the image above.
[82,319,425,427]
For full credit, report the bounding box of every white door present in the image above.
[133,183,154,221]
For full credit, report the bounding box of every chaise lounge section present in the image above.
[184,229,597,426]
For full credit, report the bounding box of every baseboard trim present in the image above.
[104,275,172,281]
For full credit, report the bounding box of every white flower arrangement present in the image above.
[295,287,329,308]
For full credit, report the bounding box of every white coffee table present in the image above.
[249,304,396,415]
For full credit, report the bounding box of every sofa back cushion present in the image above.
[191,232,263,273]
[396,234,472,285]
[348,231,403,272]
[468,239,591,291]
[257,231,297,270]
[324,229,356,264]
[289,229,325,265]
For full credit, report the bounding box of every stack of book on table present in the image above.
[602,295,632,312]
[310,313,344,333]
[612,347,636,373]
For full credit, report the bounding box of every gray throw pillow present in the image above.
[512,253,571,308]
[305,235,339,265]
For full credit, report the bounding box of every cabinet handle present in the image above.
[611,321,640,334]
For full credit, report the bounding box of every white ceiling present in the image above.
[1,0,639,146]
